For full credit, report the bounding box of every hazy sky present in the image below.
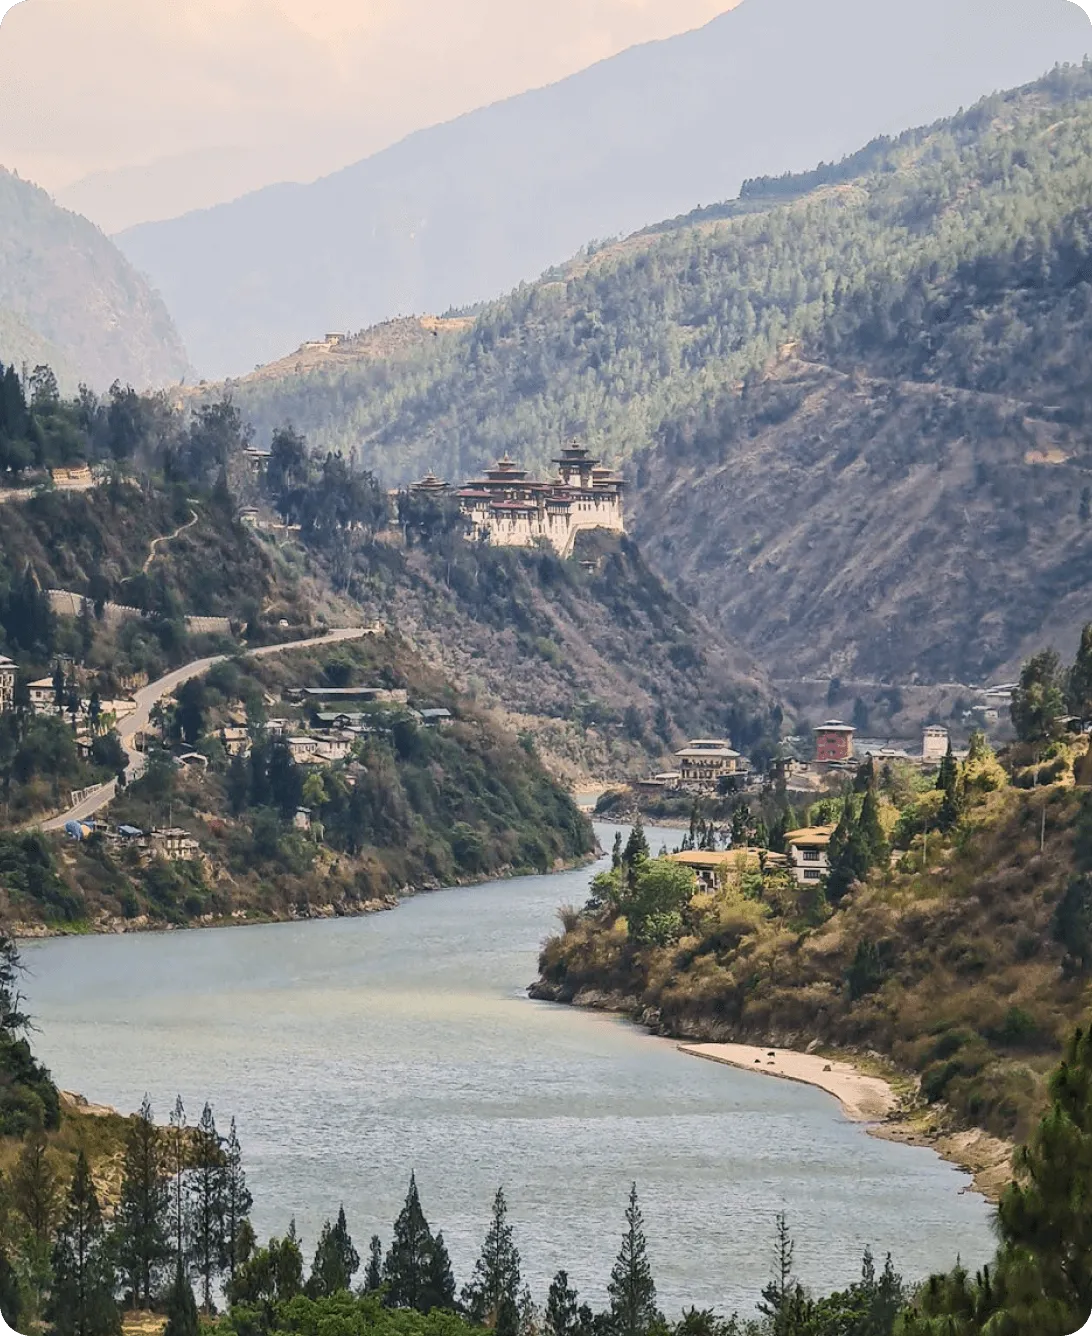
[0,0,741,229]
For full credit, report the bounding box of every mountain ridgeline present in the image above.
[117,0,1091,378]
[211,62,1092,685]
[0,170,190,392]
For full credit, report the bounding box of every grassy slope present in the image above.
[537,746,1092,1145]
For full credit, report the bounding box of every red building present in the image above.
[814,720,856,764]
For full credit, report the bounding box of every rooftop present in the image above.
[815,721,856,733]
[784,824,837,847]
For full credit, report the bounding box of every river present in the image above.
[21,823,994,1316]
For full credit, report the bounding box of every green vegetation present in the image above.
[537,631,1092,1146]
[0,636,593,933]
[213,62,1092,683]
[0,168,189,393]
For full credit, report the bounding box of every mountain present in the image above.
[0,169,190,391]
[116,0,1091,379]
[209,63,1092,687]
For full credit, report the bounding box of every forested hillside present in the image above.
[0,170,189,391]
[215,63,1092,683]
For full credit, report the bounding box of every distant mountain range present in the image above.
[116,0,1091,380]
[0,169,190,391]
[204,62,1092,685]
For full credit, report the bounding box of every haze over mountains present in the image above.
[0,169,189,391]
[115,0,1092,381]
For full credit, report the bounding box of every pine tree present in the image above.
[426,1232,456,1313]
[364,1235,383,1292]
[383,1172,434,1310]
[222,1118,253,1284]
[545,1270,581,1336]
[462,1187,522,1329]
[10,1124,60,1243]
[167,1096,187,1272]
[757,1212,795,1332]
[308,1205,359,1297]
[187,1102,226,1312]
[162,1262,198,1336]
[47,1151,120,1336]
[116,1095,170,1309]
[622,819,649,875]
[607,1184,659,1336]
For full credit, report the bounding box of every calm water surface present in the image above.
[22,824,994,1315]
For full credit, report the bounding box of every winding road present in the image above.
[37,627,370,832]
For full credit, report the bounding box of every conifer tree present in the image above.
[1071,623,1092,722]
[857,785,887,865]
[545,1270,581,1336]
[116,1095,170,1309]
[623,819,649,878]
[222,1118,253,1284]
[383,1173,434,1310]
[10,1123,60,1243]
[308,1205,359,1297]
[275,1225,305,1300]
[47,1151,120,1336]
[607,1184,659,1336]
[364,1235,383,1292]
[162,1262,198,1336]
[167,1096,187,1271]
[426,1231,456,1313]
[462,1187,522,1330]
[187,1101,226,1312]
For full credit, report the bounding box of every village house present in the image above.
[293,806,312,832]
[28,676,57,713]
[416,707,453,728]
[297,686,408,706]
[667,847,787,891]
[49,465,94,490]
[0,656,14,713]
[314,733,353,762]
[922,725,950,762]
[675,739,746,793]
[287,736,322,764]
[221,725,250,757]
[417,441,625,557]
[784,824,837,885]
[814,721,856,765]
[148,827,200,862]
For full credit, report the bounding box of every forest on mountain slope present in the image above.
[0,171,190,392]
[215,62,1092,684]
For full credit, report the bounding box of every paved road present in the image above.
[37,627,370,833]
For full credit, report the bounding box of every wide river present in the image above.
[22,823,993,1316]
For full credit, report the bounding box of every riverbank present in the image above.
[676,1041,1013,1201]
[529,984,1012,1203]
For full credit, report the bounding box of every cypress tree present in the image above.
[857,786,887,865]
[308,1205,359,1297]
[1071,623,1092,722]
[607,1184,659,1336]
[364,1235,383,1292]
[383,1173,434,1310]
[47,1151,120,1336]
[116,1095,170,1309]
[462,1187,522,1329]
[222,1118,253,1284]
[187,1102,226,1312]
[162,1262,199,1336]
[623,819,649,873]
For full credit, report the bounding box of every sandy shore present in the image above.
[678,1041,896,1121]
[678,1040,1013,1201]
